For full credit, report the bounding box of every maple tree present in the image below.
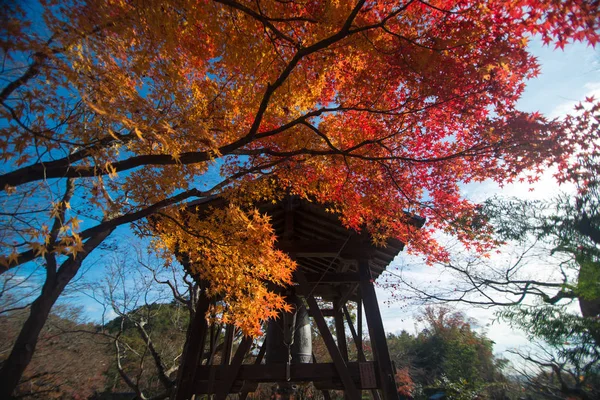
[385,105,600,398]
[1,0,599,396]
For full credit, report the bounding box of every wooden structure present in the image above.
[174,196,424,400]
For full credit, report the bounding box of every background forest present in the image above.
[0,290,574,399]
[3,184,599,399]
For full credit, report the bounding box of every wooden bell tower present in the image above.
[174,196,424,400]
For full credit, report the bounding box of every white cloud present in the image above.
[460,164,577,204]
[549,81,600,119]
[104,308,118,322]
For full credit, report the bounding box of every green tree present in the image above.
[386,306,507,399]
[90,246,200,399]
[489,180,600,399]
[103,301,189,398]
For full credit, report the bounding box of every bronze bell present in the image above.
[265,293,312,365]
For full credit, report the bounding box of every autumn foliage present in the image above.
[395,367,415,398]
[153,204,296,335]
[1,0,599,337]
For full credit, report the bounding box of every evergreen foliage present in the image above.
[386,306,508,399]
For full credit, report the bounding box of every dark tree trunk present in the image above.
[0,230,112,398]
[173,287,210,400]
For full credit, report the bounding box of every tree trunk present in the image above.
[0,230,112,398]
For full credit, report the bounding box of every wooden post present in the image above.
[334,299,349,362]
[207,323,223,365]
[221,324,235,365]
[343,306,365,363]
[175,291,210,400]
[215,336,253,400]
[343,305,382,400]
[239,340,267,400]
[357,295,363,358]
[296,271,361,400]
[358,259,404,400]
[313,353,332,400]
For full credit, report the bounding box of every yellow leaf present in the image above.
[7,252,19,265]
[71,217,82,230]
[31,243,48,258]
[104,162,118,179]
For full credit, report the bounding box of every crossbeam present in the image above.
[277,239,373,258]
[193,362,379,393]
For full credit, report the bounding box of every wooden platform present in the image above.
[193,362,380,392]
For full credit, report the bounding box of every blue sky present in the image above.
[517,39,599,116]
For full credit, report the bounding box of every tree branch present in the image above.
[0,52,48,104]
[133,319,174,390]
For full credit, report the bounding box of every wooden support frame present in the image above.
[358,259,405,400]
[239,340,267,400]
[344,305,382,400]
[174,290,210,400]
[295,271,361,400]
[334,299,349,362]
[172,196,420,399]
[221,324,235,365]
[215,336,253,400]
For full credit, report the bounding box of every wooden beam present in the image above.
[296,271,361,400]
[344,305,382,400]
[215,336,253,400]
[334,300,349,362]
[318,308,335,317]
[207,323,224,365]
[357,296,363,358]
[221,325,235,365]
[343,306,364,362]
[277,240,374,258]
[174,291,210,400]
[318,295,359,305]
[336,284,359,310]
[358,260,404,400]
[199,379,358,392]
[302,272,360,284]
[193,362,377,386]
